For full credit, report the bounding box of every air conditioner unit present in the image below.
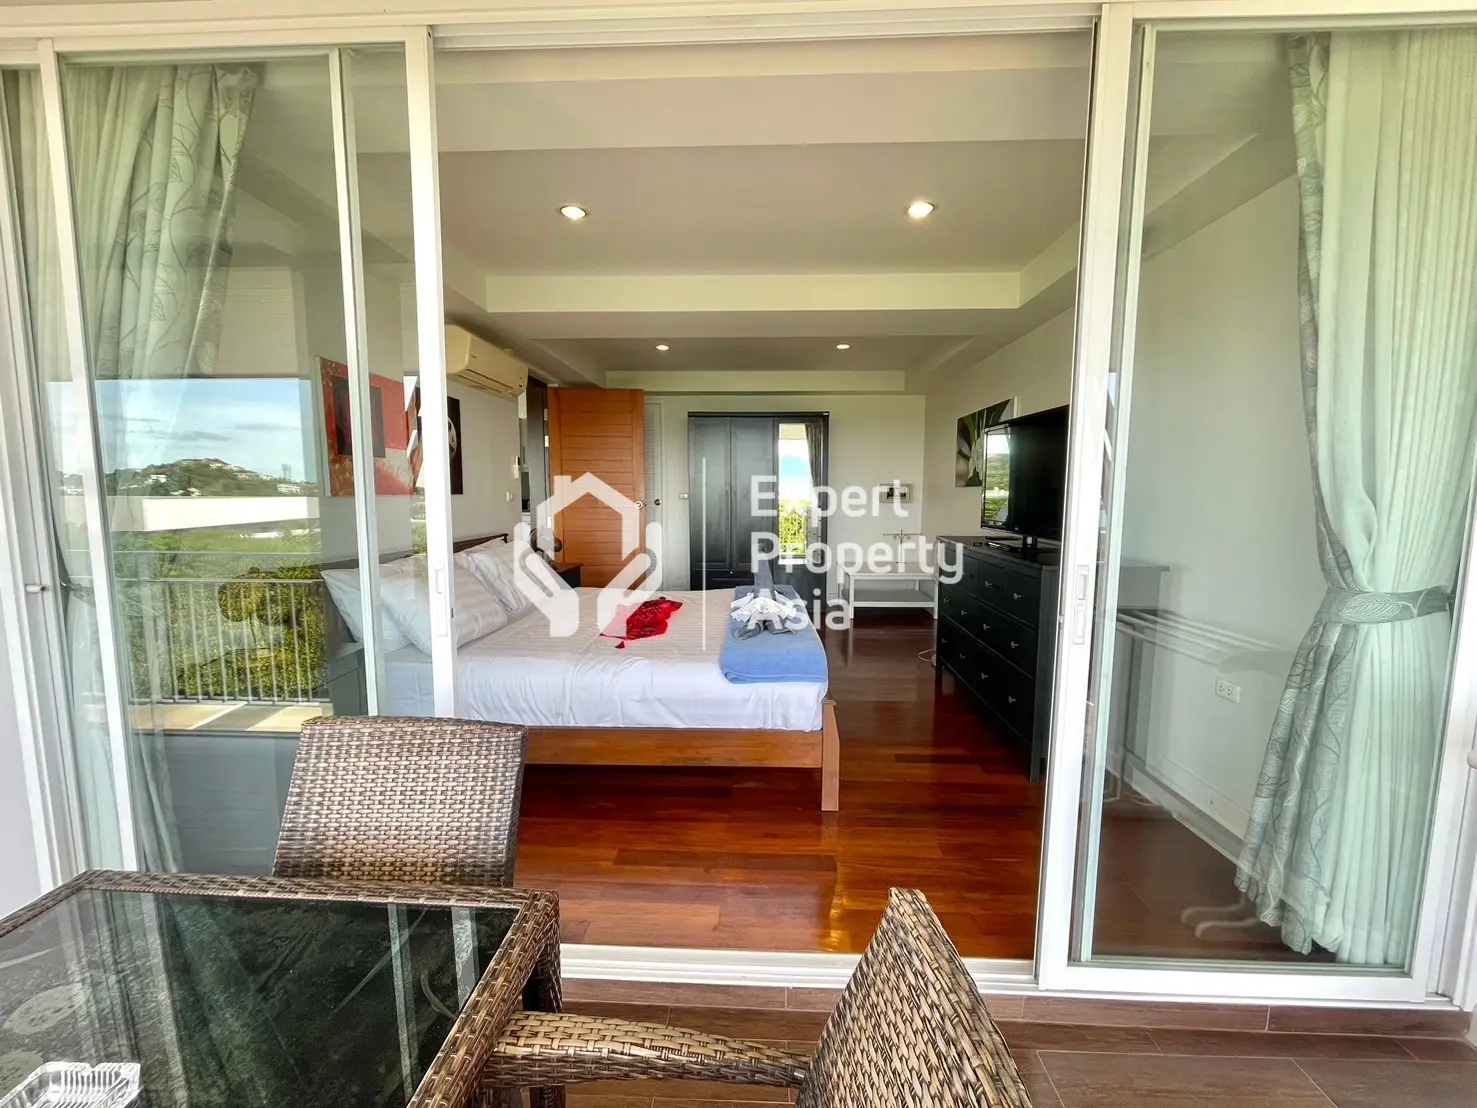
[444,325,528,399]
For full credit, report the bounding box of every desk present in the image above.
[0,871,562,1108]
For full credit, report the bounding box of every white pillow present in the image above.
[459,539,539,616]
[320,560,413,651]
[381,561,510,653]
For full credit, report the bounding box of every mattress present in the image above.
[384,588,827,731]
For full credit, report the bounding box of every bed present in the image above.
[383,586,840,810]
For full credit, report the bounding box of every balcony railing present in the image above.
[116,574,328,706]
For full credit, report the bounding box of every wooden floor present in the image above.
[556,998,1477,1107]
[515,609,1317,960]
[515,610,1045,956]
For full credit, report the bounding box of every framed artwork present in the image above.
[448,396,464,495]
[320,358,415,496]
[955,397,1016,487]
[405,377,465,495]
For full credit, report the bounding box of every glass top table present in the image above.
[0,872,561,1108]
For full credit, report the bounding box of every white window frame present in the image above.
[1039,0,1477,1006]
[328,46,387,714]
[0,74,83,888]
[36,39,141,872]
[6,26,459,873]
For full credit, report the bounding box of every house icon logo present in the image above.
[513,473,662,637]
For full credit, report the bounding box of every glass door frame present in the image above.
[6,24,459,870]
[0,82,83,886]
[1039,0,1477,1006]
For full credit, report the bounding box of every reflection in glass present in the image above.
[8,52,425,873]
[1076,26,1477,969]
[0,887,515,1105]
[980,425,1011,526]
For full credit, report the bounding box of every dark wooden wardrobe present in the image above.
[687,412,828,601]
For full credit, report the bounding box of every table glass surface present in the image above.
[0,888,517,1107]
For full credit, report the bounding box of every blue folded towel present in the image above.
[719,584,829,685]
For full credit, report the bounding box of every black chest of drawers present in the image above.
[935,537,1060,781]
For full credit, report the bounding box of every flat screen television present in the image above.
[979,404,1069,545]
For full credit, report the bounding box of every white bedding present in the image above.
[384,588,827,731]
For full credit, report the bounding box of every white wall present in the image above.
[920,177,1323,848]
[448,377,522,543]
[393,279,523,545]
[1120,176,1324,841]
[921,310,1075,538]
[648,392,926,594]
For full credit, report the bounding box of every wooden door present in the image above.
[548,388,646,588]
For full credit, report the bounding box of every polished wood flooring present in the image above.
[515,609,1313,960]
[555,999,1477,1108]
[515,610,1045,956]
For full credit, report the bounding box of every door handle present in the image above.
[1071,565,1091,644]
[23,583,47,594]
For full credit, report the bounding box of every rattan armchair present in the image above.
[485,888,1032,1107]
[274,715,529,886]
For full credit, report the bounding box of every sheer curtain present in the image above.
[15,64,256,870]
[1236,29,1477,965]
[803,419,824,548]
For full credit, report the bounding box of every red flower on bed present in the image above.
[603,596,684,647]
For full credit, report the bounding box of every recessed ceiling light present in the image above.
[656,344,670,351]
[559,204,588,221]
[836,343,851,350]
[907,199,937,220]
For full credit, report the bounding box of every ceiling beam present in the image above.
[434,33,1091,85]
[607,369,906,394]
[484,271,1020,315]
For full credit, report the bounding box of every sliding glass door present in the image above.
[0,39,454,874]
[1043,13,1477,1001]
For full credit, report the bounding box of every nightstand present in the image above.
[551,561,582,588]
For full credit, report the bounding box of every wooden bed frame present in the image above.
[525,700,840,812]
[440,534,841,812]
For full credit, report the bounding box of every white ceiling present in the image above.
[233,30,1294,389]
[433,140,1089,275]
[537,334,975,375]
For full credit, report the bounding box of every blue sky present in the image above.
[52,377,319,481]
[778,441,813,500]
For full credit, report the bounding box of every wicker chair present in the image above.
[485,888,1032,1107]
[274,715,529,886]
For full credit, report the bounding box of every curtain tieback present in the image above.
[1317,585,1450,625]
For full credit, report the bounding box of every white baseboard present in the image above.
[562,943,1035,993]
[1123,759,1244,866]
[558,943,1470,1013]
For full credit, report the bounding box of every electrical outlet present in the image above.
[1214,677,1242,704]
